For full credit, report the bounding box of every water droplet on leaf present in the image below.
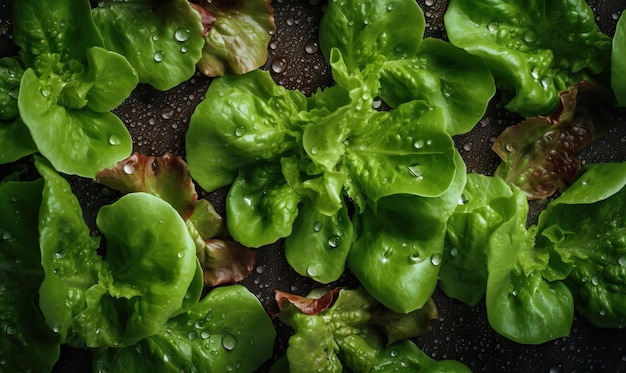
[174,28,191,42]
[222,334,237,350]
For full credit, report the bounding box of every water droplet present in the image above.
[487,22,498,32]
[328,235,341,248]
[313,221,323,232]
[177,251,185,259]
[153,51,165,62]
[450,247,459,257]
[408,165,424,181]
[161,107,174,119]
[222,334,237,350]
[304,39,319,54]
[152,34,160,42]
[430,253,442,266]
[306,263,323,277]
[188,331,197,340]
[39,87,50,97]
[271,57,288,74]
[1,231,11,240]
[174,28,191,42]
[413,139,425,149]
[523,30,537,43]
[123,163,135,175]
[200,330,210,339]
[530,67,540,79]
[381,247,393,263]
[234,126,246,137]
[5,325,16,336]
[591,276,600,286]
[390,349,400,357]
[618,255,626,267]
[310,146,319,155]
[408,253,421,263]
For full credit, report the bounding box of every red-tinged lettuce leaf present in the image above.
[492,82,610,200]
[96,152,197,220]
[191,0,275,76]
[196,239,256,287]
[275,288,341,315]
[188,199,255,287]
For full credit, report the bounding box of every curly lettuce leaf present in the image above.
[612,11,626,106]
[94,285,276,372]
[380,38,496,135]
[193,0,274,77]
[275,287,469,373]
[444,0,611,117]
[18,47,136,177]
[34,156,102,344]
[537,162,626,328]
[0,179,60,372]
[36,156,199,347]
[284,198,353,284]
[92,0,204,91]
[96,152,198,221]
[319,0,424,72]
[0,57,36,164]
[485,194,574,344]
[440,173,517,306]
[345,101,457,203]
[186,69,307,192]
[11,0,103,68]
[225,162,300,248]
[493,82,598,199]
[348,150,466,313]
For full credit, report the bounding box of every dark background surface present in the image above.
[2,0,626,371]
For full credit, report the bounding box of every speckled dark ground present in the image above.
[2,0,626,372]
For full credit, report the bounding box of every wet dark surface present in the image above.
[2,0,626,372]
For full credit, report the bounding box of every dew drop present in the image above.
[1,230,12,240]
[5,325,17,336]
[618,255,626,267]
[39,87,50,97]
[123,163,135,175]
[153,51,165,62]
[450,247,459,257]
[177,251,185,259]
[310,146,319,155]
[271,57,288,74]
[188,331,197,340]
[234,126,246,137]
[523,30,537,43]
[200,330,210,339]
[222,334,237,350]
[591,276,600,286]
[487,22,498,32]
[304,39,319,54]
[306,263,323,277]
[328,235,341,248]
[413,139,425,149]
[408,165,424,181]
[161,107,174,119]
[390,349,400,357]
[152,34,160,42]
[430,253,442,266]
[408,252,421,264]
[174,28,191,42]
[313,221,323,232]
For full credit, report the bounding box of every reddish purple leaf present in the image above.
[198,239,256,287]
[96,152,198,220]
[275,288,341,315]
[492,81,609,199]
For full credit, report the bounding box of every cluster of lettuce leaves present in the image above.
[0,156,276,372]
[270,287,471,372]
[186,0,626,353]
[1,0,274,177]
[186,0,496,316]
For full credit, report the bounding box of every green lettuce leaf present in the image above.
[0,179,60,372]
[186,69,307,192]
[537,162,626,328]
[94,285,276,372]
[444,0,611,116]
[0,57,37,164]
[611,11,626,106]
[92,0,204,91]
